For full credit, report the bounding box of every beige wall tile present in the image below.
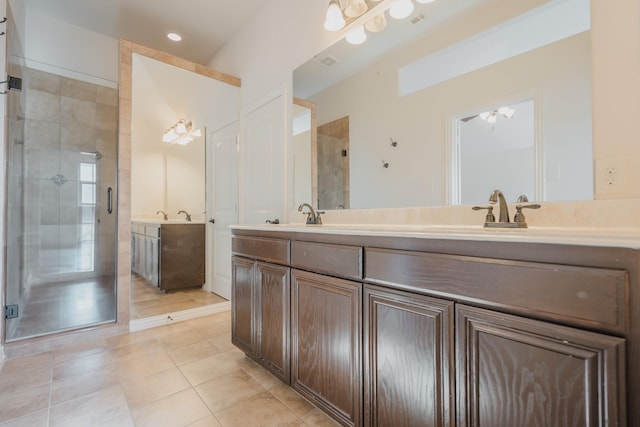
[25,68,61,94]
[26,90,60,122]
[60,77,97,102]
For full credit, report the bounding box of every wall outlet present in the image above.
[595,157,627,194]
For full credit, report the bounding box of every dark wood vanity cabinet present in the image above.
[363,285,454,427]
[291,269,363,427]
[231,229,636,426]
[231,236,291,383]
[456,305,626,427]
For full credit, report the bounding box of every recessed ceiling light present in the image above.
[167,33,182,42]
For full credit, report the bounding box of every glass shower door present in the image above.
[4,44,118,340]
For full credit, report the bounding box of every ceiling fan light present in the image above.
[487,112,497,124]
[365,13,387,32]
[344,0,368,18]
[478,112,491,121]
[389,0,414,19]
[176,120,187,134]
[324,0,346,31]
[346,25,367,45]
[498,106,515,118]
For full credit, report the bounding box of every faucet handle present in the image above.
[472,205,495,224]
[516,194,529,203]
[514,203,541,224]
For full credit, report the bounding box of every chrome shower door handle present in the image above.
[107,187,113,214]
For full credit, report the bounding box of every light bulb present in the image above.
[487,113,497,124]
[344,0,368,18]
[176,120,187,134]
[324,0,346,31]
[389,0,414,19]
[498,107,515,118]
[346,25,367,45]
[365,13,387,32]
[478,112,490,121]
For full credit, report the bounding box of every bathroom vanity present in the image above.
[231,224,639,426]
[131,221,205,291]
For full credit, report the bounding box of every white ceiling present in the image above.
[23,0,267,65]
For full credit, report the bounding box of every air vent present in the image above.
[317,55,339,68]
[410,14,425,24]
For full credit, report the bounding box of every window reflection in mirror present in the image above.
[293,0,593,209]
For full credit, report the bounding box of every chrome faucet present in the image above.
[298,203,324,225]
[178,210,192,222]
[473,190,541,228]
[489,189,510,223]
[156,210,168,220]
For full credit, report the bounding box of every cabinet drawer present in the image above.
[365,248,628,333]
[292,241,362,280]
[232,236,290,265]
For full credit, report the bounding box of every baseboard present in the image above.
[129,301,231,332]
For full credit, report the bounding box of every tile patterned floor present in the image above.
[0,311,339,427]
[130,275,227,319]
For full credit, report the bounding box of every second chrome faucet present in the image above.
[178,210,192,222]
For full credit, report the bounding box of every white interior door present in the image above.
[205,121,238,300]
[242,93,285,223]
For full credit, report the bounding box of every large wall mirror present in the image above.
[293,0,593,209]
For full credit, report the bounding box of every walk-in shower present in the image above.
[4,12,118,341]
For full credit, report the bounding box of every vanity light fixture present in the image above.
[324,0,346,31]
[346,25,367,45]
[389,0,415,19]
[344,0,368,17]
[325,0,436,45]
[167,32,182,42]
[365,13,387,32]
[162,119,201,145]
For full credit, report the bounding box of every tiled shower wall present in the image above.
[12,67,117,289]
[317,116,350,210]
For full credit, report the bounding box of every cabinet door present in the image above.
[291,269,362,427]
[256,262,290,383]
[364,285,454,427]
[149,237,159,287]
[456,305,626,427]
[231,256,256,355]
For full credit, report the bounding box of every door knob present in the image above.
[208,218,215,224]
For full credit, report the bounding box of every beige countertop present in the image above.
[230,223,640,249]
[132,218,206,225]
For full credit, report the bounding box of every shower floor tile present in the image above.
[8,275,116,341]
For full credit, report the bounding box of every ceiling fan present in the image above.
[461,106,516,123]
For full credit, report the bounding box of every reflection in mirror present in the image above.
[293,98,317,208]
[456,100,534,205]
[130,52,239,320]
[132,54,208,219]
[293,0,593,209]
[318,116,350,210]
